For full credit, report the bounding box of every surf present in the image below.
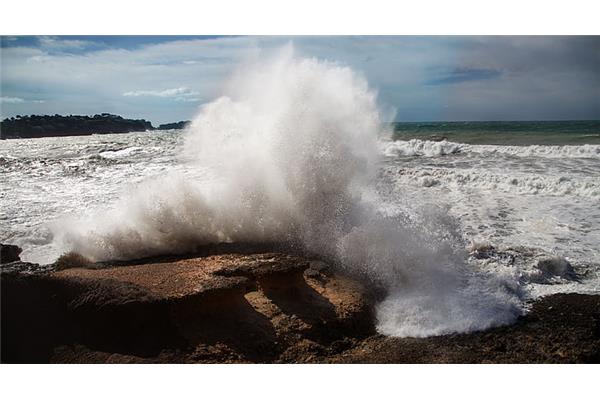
[51,45,523,337]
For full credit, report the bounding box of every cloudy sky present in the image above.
[1,36,599,124]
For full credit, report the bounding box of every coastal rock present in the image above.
[536,256,574,278]
[1,251,373,363]
[0,261,53,274]
[0,244,22,263]
[328,293,600,363]
[2,249,598,363]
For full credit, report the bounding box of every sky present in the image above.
[1,36,599,124]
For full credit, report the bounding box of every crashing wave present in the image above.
[381,139,464,157]
[52,45,523,338]
[382,139,600,159]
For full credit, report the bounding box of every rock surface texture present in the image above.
[1,250,599,363]
[1,252,374,363]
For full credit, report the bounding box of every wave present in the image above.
[475,143,600,158]
[381,139,464,157]
[382,139,600,159]
[52,45,523,338]
[391,167,600,199]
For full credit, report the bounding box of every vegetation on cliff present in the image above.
[157,121,190,130]
[0,113,190,139]
[0,113,154,139]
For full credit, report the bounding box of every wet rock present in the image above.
[536,256,574,278]
[1,244,22,264]
[468,242,497,259]
[3,249,598,363]
[328,294,600,363]
[212,253,310,291]
[0,261,53,274]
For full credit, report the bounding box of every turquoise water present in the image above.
[393,120,600,145]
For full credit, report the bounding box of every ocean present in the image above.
[1,53,599,337]
[392,120,600,146]
[386,120,600,299]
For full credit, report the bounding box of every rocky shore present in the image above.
[1,246,599,363]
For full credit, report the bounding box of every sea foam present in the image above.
[53,45,523,337]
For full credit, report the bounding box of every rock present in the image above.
[2,249,598,363]
[212,253,310,291]
[1,251,373,363]
[327,293,600,363]
[1,244,22,264]
[52,256,253,303]
[0,261,52,274]
[468,242,496,259]
[536,256,575,278]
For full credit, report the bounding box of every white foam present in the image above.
[98,146,143,159]
[390,167,600,199]
[475,143,600,159]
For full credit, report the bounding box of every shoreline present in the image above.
[2,248,598,363]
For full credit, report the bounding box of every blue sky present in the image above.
[1,36,599,124]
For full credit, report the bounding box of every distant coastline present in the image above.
[0,113,190,139]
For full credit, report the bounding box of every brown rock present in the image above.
[5,249,596,363]
[1,251,373,363]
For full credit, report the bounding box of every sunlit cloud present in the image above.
[123,87,200,98]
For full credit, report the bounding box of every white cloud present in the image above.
[0,37,252,123]
[0,97,45,104]
[1,97,25,103]
[174,97,202,103]
[38,36,96,50]
[123,87,199,98]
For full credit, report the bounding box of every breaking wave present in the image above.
[383,139,600,159]
[390,167,600,199]
[52,45,523,337]
[382,139,464,157]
